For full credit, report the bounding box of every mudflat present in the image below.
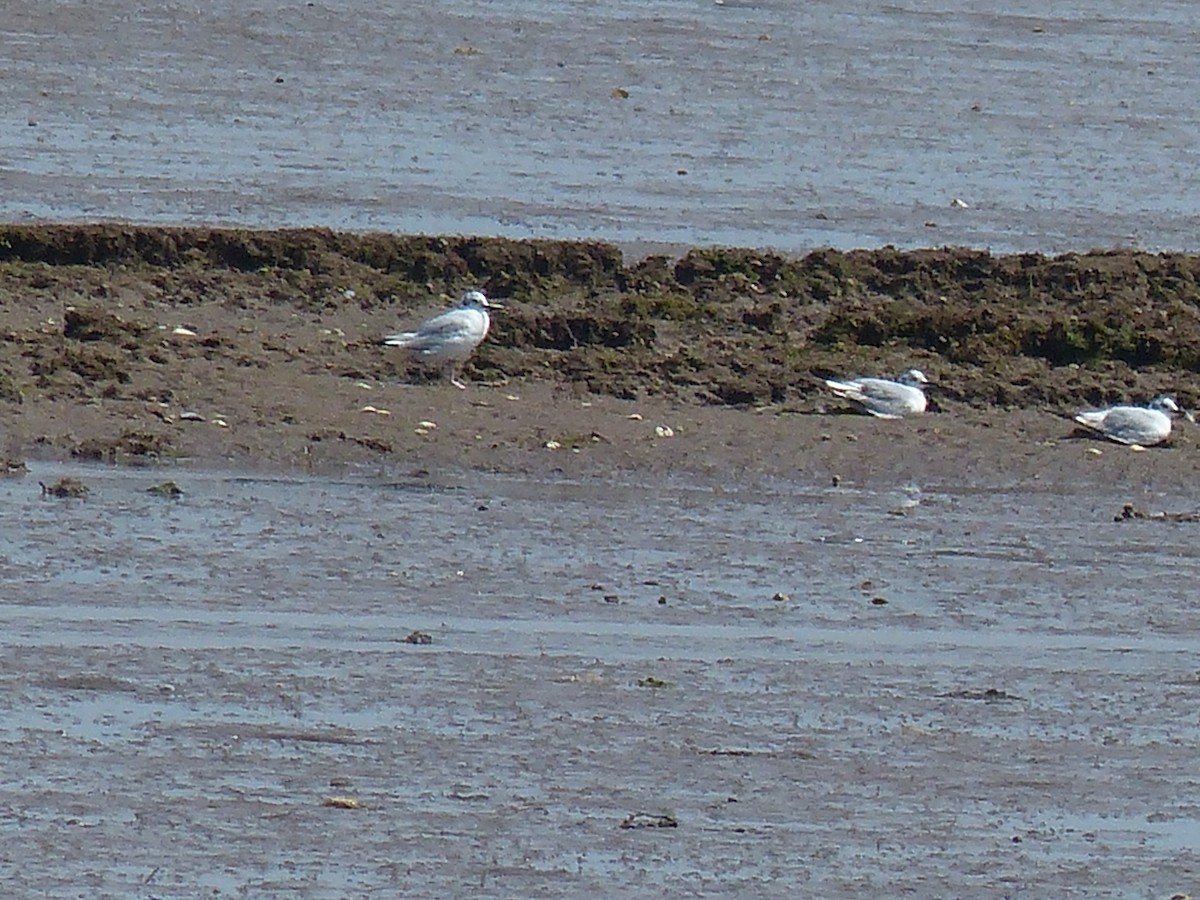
[6,0,1200,892]
[5,0,1200,254]
[4,234,1200,898]
[2,457,1196,897]
[3,224,1200,488]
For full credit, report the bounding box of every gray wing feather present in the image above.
[383,309,472,347]
[826,377,925,417]
[1100,408,1167,444]
[855,379,907,402]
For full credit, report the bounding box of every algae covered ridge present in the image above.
[1,224,1198,413]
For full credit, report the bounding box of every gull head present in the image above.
[899,369,929,387]
[460,289,501,310]
[1150,395,1180,414]
[1149,394,1193,423]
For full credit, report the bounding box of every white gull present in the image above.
[824,368,929,419]
[1072,395,1182,447]
[382,289,499,390]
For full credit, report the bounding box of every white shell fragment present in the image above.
[359,405,391,416]
[655,425,675,438]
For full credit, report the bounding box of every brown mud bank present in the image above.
[2,224,1199,476]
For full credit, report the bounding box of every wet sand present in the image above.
[3,232,1200,897]
[4,226,1200,487]
[5,246,1200,896]
[5,0,1200,895]
[4,462,1200,896]
[4,0,1200,253]
[8,235,1200,897]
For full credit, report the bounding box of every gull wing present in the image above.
[825,377,925,418]
[383,308,474,348]
[1074,406,1170,445]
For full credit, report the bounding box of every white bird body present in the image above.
[383,290,496,389]
[824,368,929,419]
[1073,395,1180,446]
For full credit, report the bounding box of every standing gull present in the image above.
[1072,395,1183,447]
[823,369,929,419]
[382,289,499,389]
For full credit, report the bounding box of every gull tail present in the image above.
[824,379,864,402]
[382,331,419,347]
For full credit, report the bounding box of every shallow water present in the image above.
[2,461,1199,896]
[3,0,1200,253]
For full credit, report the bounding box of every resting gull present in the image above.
[823,368,929,419]
[1072,395,1183,447]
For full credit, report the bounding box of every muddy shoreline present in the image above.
[6,459,1200,897]
[3,224,1200,482]
[6,225,1200,897]
[8,3,1200,893]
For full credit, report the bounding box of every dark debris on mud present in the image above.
[39,476,89,498]
[939,688,1025,702]
[1114,502,1200,523]
[46,673,139,692]
[619,812,679,829]
[1,456,27,476]
[322,796,364,811]
[72,430,173,462]
[307,430,393,454]
[4,224,1200,411]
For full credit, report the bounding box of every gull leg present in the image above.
[448,362,468,390]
